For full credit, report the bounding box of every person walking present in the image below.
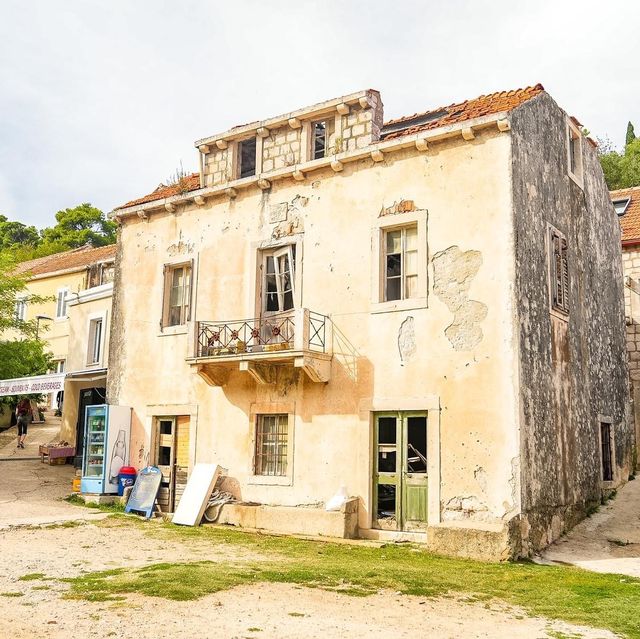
[15,398,32,449]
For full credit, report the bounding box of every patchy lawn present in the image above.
[53,517,640,638]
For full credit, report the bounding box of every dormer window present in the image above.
[613,198,631,216]
[238,137,257,178]
[312,121,327,159]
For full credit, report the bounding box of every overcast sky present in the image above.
[1,0,638,228]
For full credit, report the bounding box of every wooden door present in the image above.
[155,418,175,512]
[373,412,428,531]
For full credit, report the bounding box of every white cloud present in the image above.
[0,0,638,226]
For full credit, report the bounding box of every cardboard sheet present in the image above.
[172,463,221,526]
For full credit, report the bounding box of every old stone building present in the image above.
[108,85,632,559]
[612,186,640,449]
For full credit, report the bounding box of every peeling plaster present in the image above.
[398,316,416,364]
[432,246,487,351]
[167,231,194,256]
[443,495,489,521]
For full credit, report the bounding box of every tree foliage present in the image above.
[39,203,117,253]
[599,129,640,190]
[0,216,40,251]
[0,255,52,406]
[626,121,636,148]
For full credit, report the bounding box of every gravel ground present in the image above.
[0,519,619,639]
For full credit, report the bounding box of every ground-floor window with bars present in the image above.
[254,414,288,476]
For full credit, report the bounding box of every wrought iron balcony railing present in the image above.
[194,309,327,358]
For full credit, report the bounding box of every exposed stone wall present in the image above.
[200,90,383,187]
[203,147,229,188]
[510,93,632,556]
[262,126,301,172]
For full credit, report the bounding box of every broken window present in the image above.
[87,317,103,365]
[377,484,396,520]
[384,225,418,302]
[600,422,613,482]
[255,414,288,476]
[238,137,257,178]
[407,416,427,474]
[312,121,327,159]
[162,262,192,328]
[549,228,569,314]
[377,416,397,473]
[263,246,295,313]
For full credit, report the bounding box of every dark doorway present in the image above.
[74,387,106,468]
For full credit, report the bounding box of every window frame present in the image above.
[262,245,296,314]
[548,225,569,317]
[567,118,584,189]
[237,136,257,179]
[14,296,27,322]
[86,311,107,367]
[248,402,295,486]
[311,119,328,160]
[371,211,428,314]
[55,287,70,319]
[161,260,194,331]
[597,415,616,485]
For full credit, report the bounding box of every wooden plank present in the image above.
[172,464,221,526]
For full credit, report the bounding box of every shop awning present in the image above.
[0,373,66,397]
[65,368,107,382]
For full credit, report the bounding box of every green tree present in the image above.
[0,215,40,251]
[39,203,116,253]
[626,121,636,148]
[599,135,640,190]
[0,254,52,408]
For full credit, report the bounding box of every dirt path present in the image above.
[542,478,640,577]
[0,520,618,639]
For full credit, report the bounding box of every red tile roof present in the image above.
[382,84,545,140]
[116,84,545,211]
[121,174,201,209]
[611,186,640,244]
[15,244,117,277]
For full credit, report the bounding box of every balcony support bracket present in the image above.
[239,361,275,385]
[295,355,330,383]
[194,364,230,387]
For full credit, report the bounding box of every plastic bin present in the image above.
[118,466,137,496]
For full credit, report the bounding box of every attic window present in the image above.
[614,198,631,216]
[238,137,257,178]
[312,121,327,159]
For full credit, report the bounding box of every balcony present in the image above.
[187,308,331,385]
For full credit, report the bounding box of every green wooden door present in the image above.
[373,412,428,531]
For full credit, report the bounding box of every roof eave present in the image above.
[112,110,511,221]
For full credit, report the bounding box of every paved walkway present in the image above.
[542,477,640,577]
[0,413,104,528]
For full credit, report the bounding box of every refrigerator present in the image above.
[80,404,132,494]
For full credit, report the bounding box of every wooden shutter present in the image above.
[160,264,168,330]
[187,258,194,322]
[560,237,569,312]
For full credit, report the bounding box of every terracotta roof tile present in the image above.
[116,85,545,211]
[382,84,545,140]
[612,186,640,244]
[121,174,201,209]
[16,244,117,277]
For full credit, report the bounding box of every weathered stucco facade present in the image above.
[108,86,631,559]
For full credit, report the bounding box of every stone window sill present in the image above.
[247,475,292,486]
[371,297,427,315]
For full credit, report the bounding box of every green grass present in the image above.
[58,520,640,637]
[1,592,24,598]
[18,573,45,581]
[65,494,126,514]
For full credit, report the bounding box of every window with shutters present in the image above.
[56,288,69,319]
[161,262,193,328]
[549,227,569,315]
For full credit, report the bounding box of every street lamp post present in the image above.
[35,315,53,340]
